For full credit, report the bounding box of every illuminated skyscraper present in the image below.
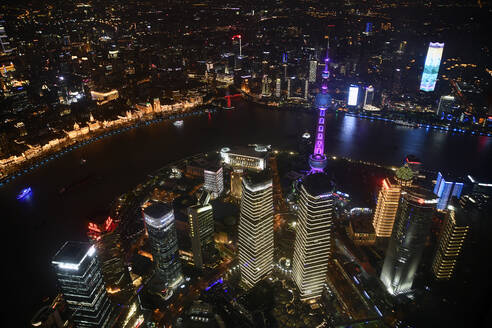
[143,202,183,295]
[373,178,401,237]
[420,42,444,92]
[309,60,318,82]
[292,173,335,301]
[433,172,464,210]
[238,172,274,288]
[261,74,270,96]
[304,79,309,100]
[275,78,281,98]
[87,217,130,292]
[287,77,292,98]
[204,165,224,199]
[348,85,359,107]
[363,85,374,107]
[380,187,438,295]
[187,191,215,269]
[52,241,113,328]
[0,21,12,54]
[431,201,469,280]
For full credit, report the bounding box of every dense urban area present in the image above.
[1,0,491,328]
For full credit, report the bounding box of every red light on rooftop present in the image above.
[418,198,425,204]
[405,157,421,165]
[382,179,389,190]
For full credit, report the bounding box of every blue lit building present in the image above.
[433,172,464,210]
[143,201,183,297]
[52,241,113,328]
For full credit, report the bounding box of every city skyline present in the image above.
[1,1,490,327]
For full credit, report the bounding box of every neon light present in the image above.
[205,278,223,291]
[420,42,444,92]
[16,187,32,200]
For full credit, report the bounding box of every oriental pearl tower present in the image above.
[308,36,332,173]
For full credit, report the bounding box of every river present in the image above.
[2,99,491,320]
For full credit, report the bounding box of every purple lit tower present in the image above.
[309,38,332,173]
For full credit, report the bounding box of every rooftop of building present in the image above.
[220,145,269,159]
[349,214,375,234]
[402,186,438,202]
[243,170,272,190]
[143,201,173,220]
[395,165,414,181]
[52,241,92,265]
[302,173,335,197]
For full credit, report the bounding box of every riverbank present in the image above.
[244,96,492,138]
[0,106,218,188]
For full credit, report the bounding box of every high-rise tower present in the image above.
[204,165,224,199]
[143,202,183,296]
[187,191,215,269]
[433,172,464,210]
[380,187,438,295]
[238,172,274,288]
[309,37,332,173]
[431,200,469,280]
[52,241,113,328]
[292,173,335,301]
[373,178,401,237]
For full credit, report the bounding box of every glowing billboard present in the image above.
[420,42,444,92]
[348,85,359,106]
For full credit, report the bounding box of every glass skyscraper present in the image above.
[292,173,335,301]
[187,191,215,269]
[380,187,438,295]
[433,172,464,210]
[238,171,274,288]
[143,201,183,296]
[52,241,113,328]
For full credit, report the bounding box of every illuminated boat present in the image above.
[17,187,32,200]
[173,120,183,127]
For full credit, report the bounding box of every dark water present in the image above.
[2,99,492,320]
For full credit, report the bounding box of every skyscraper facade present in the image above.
[187,191,215,269]
[230,168,244,199]
[380,187,438,295]
[420,42,444,92]
[52,241,113,328]
[238,172,274,288]
[373,178,401,237]
[431,202,469,280]
[275,78,281,98]
[0,21,12,54]
[363,85,374,107]
[292,173,335,301]
[204,165,224,199]
[143,202,183,294]
[87,217,130,292]
[433,172,464,210]
[309,60,318,82]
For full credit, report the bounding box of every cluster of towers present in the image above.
[373,162,470,295]
[236,49,336,301]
